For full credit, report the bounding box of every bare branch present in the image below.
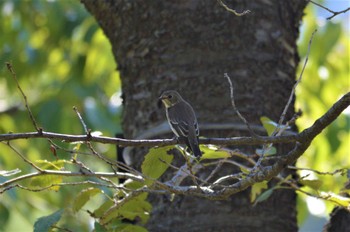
[0,170,144,189]
[224,73,258,137]
[151,92,349,199]
[2,61,350,200]
[308,0,350,20]
[288,165,348,176]
[217,0,251,16]
[275,29,317,134]
[0,90,348,151]
[0,89,348,198]
[0,131,299,146]
[73,106,89,134]
[6,62,41,132]
[4,142,43,172]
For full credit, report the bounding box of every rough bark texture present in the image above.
[81,0,307,231]
[323,207,350,232]
[323,181,350,232]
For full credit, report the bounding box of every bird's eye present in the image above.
[168,95,172,99]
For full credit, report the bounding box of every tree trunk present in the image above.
[81,1,307,231]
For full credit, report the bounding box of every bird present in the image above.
[159,90,201,158]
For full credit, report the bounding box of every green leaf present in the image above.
[94,221,108,232]
[124,179,144,190]
[116,224,148,232]
[250,181,269,203]
[240,166,250,174]
[200,145,231,160]
[35,159,68,170]
[253,188,274,206]
[73,187,102,213]
[33,209,63,232]
[141,146,174,185]
[320,192,350,208]
[93,199,114,218]
[29,175,63,191]
[256,146,277,156]
[260,116,278,136]
[299,179,323,191]
[100,193,152,225]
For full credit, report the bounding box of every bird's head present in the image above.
[159,90,183,107]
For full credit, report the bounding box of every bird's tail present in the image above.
[187,131,201,158]
[191,142,202,158]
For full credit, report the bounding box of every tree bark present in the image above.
[81,1,307,231]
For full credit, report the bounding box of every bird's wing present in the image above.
[167,101,199,137]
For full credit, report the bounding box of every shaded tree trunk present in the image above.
[81,1,307,231]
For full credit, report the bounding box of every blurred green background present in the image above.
[0,1,348,231]
[0,1,121,231]
[296,2,349,231]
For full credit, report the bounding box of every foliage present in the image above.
[0,1,120,231]
[0,1,348,231]
[295,2,350,225]
[34,209,63,232]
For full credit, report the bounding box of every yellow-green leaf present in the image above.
[35,159,69,170]
[240,166,250,174]
[200,145,231,160]
[141,146,174,185]
[101,193,151,225]
[260,116,278,136]
[94,199,114,218]
[124,179,144,190]
[29,175,63,191]
[73,187,102,213]
[299,179,323,191]
[251,181,269,203]
[320,192,350,208]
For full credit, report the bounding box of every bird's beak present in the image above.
[159,95,167,100]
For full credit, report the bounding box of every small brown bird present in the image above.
[159,90,201,157]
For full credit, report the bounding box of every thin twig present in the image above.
[224,73,258,137]
[226,148,257,165]
[74,105,120,181]
[181,149,202,189]
[275,175,349,208]
[222,159,252,171]
[308,0,350,20]
[288,165,348,176]
[202,159,225,185]
[71,158,94,174]
[85,141,139,176]
[274,29,317,135]
[0,170,144,189]
[217,0,251,16]
[72,106,139,176]
[6,62,41,132]
[1,181,116,194]
[0,131,299,146]
[100,190,144,223]
[212,173,242,186]
[160,158,208,187]
[73,106,89,134]
[4,142,43,172]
